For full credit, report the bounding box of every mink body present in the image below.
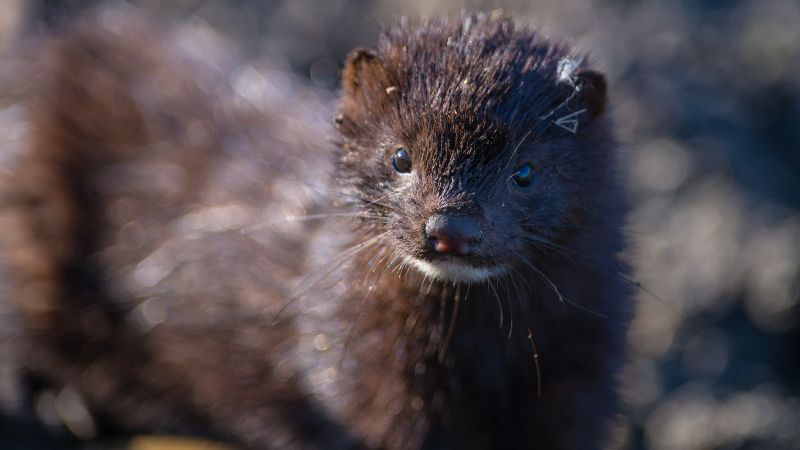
[0,10,631,450]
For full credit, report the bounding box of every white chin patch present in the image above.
[404,256,505,283]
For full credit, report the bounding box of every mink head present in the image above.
[334,13,615,284]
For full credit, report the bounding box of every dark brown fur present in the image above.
[320,14,630,449]
[1,10,631,450]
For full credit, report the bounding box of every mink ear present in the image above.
[341,47,387,96]
[575,69,607,120]
[339,48,393,128]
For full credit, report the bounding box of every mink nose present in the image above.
[425,214,482,256]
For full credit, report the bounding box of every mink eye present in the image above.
[511,164,536,187]
[391,147,413,173]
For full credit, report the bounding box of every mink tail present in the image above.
[0,14,219,437]
[1,11,356,448]
[8,15,150,331]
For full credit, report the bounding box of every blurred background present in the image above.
[1,0,798,449]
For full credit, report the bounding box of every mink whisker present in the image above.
[486,278,504,331]
[436,284,448,355]
[297,231,389,292]
[526,326,543,398]
[339,247,396,367]
[519,257,566,306]
[520,256,608,319]
[504,271,524,340]
[438,283,461,363]
[509,265,535,293]
[425,274,436,295]
[271,231,388,325]
[242,211,386,234]
[522,233,677,315]
[526,219,656,240]
[495,275,514,340]
[503,129,533,170]
[510,285,543,398]
[359,190,404,211]
[339,286,372,368]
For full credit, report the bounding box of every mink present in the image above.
[0,10,632,450]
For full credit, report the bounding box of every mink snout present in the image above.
[424,213,483,255]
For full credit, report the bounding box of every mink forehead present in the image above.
[380,102,506,161]
[378,14,572,122]
[363,15,579,167]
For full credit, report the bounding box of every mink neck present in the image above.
[319,225,623,443]
[340,243,594,366]
[347,215,622,361]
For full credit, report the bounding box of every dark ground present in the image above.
[1,0,798,449]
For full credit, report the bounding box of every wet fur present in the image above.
[0,10,631,450]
